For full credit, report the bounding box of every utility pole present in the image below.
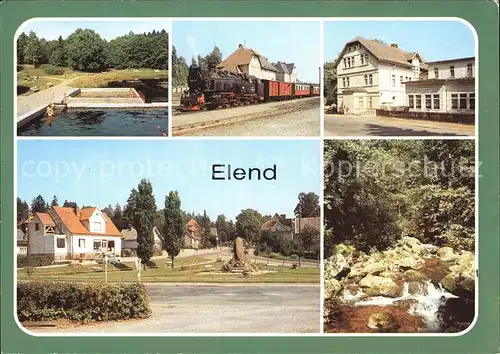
[297,205,302,267]
[104,254,108,283]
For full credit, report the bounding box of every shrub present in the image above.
[43,65,64,75]
[17,281,151,323]
[17,255,53,268]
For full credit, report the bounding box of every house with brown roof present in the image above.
[294,217,321,234]
[26,206,122,260]
[405,56,475,113]
[121,226,164,255]
[217,44,278,81]
[273,61,297,83]
[185,219,203,248]
[261,213,294,241]
[334,37,427,114]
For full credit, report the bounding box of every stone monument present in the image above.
[222,236,258,273]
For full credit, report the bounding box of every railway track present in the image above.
[172,97,319,136]
[172,97,318,116]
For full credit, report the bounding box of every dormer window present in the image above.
[93,221,102,232]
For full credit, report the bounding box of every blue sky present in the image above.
[324,20,475,62]
[17,140,320,221]
[173,21,321,83]
[19,19,169,40]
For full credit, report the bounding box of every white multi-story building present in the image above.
[26,206,122,260]
[405,57,475,113]
[335,37,427,114]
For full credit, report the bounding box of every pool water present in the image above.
[18,109,168,137]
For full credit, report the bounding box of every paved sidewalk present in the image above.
[16,78,82,122]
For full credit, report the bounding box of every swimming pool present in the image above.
[17,109,168,137]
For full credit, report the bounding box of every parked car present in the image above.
[94,253,121,264]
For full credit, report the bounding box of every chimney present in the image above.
[391,43,398,48]
[75,207,81,219]
[238,44,244,49]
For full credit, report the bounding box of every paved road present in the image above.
[17,77,82,120]
[324,113,475,137]
[30,284,320,333]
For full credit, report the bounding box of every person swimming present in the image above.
[46,103,55,126]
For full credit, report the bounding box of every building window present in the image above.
[434,68,439,79]
[469,93,475,109]
[79,239,86,248]
[343,58,347,68]
[368,97,373,108]
[364,74,373,86]
[360,55,365,65]
[56,238,65,249]
[93,222,102,232]
[451,94,458,109]
[425,94,432,109]
[433,94,440,110]
[358,97,364,108]
[416,95,422,109]
[93,240,101,251]
[467,64,473,77]
[35,223,39,231]
[408,95,414,108]
[450,65,455,78]
[400,76,403,85]
[459,93,467,109]
[392,75,396,87]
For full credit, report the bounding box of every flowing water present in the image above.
[343,281,459,331]
[18,109,168,136]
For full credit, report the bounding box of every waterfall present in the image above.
[345,281,458,330]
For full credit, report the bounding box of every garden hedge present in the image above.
[17,281,151,323]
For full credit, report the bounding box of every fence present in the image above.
[376,109,474,125]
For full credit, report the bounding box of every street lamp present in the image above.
[296,205,302,267]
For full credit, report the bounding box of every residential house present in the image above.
[121,226,164,255]
[273,61,297,83]
[294,217,321,234]
[26,206,122,261]
[405,57,475,113]
[217,44,278,81]
[261,213,295,241]
[184,219,203,248]
[335,37,427,114]
[17,229,27,255]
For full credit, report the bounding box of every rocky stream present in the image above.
[324,237,475,333]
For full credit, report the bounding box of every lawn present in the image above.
[17,64,82,96]
[17,258,319,284]
[16,65,168,95]
[69,68,168,88]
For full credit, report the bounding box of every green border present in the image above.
[1,1,499,353]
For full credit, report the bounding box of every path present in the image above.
[29,284,320,333]
[324,113,475,137]
[16,77,82,122]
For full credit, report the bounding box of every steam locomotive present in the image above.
[180,65,320,111]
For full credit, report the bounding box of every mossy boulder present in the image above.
[367,311,399,332]
[358,275,402,298]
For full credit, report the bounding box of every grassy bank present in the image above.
[70,68,168,88]
[18,258,319,284]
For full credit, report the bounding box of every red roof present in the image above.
[36,212,55,226]
[186,219,202,231]
[50,206,121,236]
[79,207,96,220]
